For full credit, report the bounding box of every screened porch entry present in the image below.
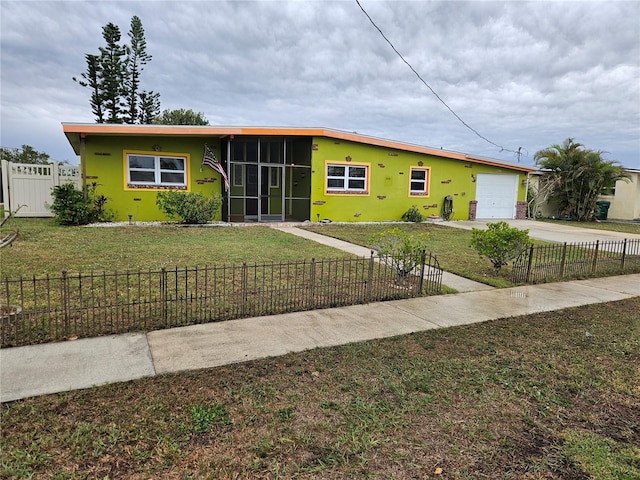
[223,137,312,223]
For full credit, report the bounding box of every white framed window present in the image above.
[326,163,368,193]
[410,167,429,195]
[127,153,187,188]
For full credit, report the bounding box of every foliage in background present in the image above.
[0,145,50,165]
[534,138,629,221]
[401,205,424,223]
[50,183,114,226]
[73,16,160,124]
[470,221,531,273]
[153,109,209,125]
[156,191,222,224]
[370,227,429,276]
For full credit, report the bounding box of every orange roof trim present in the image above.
[62,123,535,172]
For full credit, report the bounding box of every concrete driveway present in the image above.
[441,219,640,243]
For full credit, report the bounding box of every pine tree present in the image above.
[99,22,127,123]
[75,16,159,124]
[125,16,153,124]
[138,91,161,124]
[73,54,104,123]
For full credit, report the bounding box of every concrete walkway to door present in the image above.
[442,219,640,243]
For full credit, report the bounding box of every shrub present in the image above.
[370,227,429,277]
[156,191,222,224]
[470,221,531,273]
[401,205,424,223]
[49,183,114,225]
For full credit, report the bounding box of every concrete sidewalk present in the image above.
[2,274,638,403]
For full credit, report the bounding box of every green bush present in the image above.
[401,205,424,223]
[156,191,222,224]
[370,227,429,277]
[470,221,531,273]
[49,183,114,226]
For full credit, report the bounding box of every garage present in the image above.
[475,174,519,219]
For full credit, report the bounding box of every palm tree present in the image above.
[534,138,629,221]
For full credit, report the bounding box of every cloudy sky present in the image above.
[1,0,639,168]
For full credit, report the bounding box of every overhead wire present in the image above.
[355,0,523,158]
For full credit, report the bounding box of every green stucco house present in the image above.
[62,124,534,223]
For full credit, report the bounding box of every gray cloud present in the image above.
[1,0,638,168]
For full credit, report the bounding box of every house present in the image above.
[598,168,640,221]
[62,124,534,223]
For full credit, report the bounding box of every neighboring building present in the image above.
[62,124,534,223]
[598,168,640,221]
[529,168,640,221]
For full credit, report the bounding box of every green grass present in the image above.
[1,218,353,278]
[541,218,640,235]
[304,223,519,287]
[2,297,638,479]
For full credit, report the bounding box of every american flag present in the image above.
[201,144,229,191]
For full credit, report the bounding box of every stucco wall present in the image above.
[602,172,640,220]
[84,136,225,221]
[310,137,528,222]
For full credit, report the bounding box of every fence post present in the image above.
[525,245,535,283]
[621,239,627,269]
[160,267,167,325]
[241,263,248,316]
[309,258,316,309]
[559,243,567,278]
[591,240,599,273]
[61,270,70,337]
[418,250,426,293]
[367,251,375,301]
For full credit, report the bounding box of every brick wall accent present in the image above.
[468,200,478,220]
[516,201,527,219]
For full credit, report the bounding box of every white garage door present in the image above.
[475,174,518,219]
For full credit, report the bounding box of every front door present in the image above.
[260,165,284,221]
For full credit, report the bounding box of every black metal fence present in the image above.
[1,253,442,348]
[512,238,640,284]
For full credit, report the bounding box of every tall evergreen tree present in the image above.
[125,16,152,124]
[99,22,127,123]
[73,54,105,123]
[75,16,159,124]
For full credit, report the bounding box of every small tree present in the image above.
[370,227,429,277]
[156,191,222,224]
[0,145,50,164]
[470,222,530,273]
[153,109,210,125]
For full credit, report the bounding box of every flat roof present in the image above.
[62,123,535,172]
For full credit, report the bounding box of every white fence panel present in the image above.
[1,160,81,217]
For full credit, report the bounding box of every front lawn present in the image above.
[304,223,518,287]
[1,219,353,278]
[2,298,638,479]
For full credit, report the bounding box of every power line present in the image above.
[355,0,522,157]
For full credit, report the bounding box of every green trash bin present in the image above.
[595,201,611,220]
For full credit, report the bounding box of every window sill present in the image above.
[127,184,187,190]
[325,190,369,195]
